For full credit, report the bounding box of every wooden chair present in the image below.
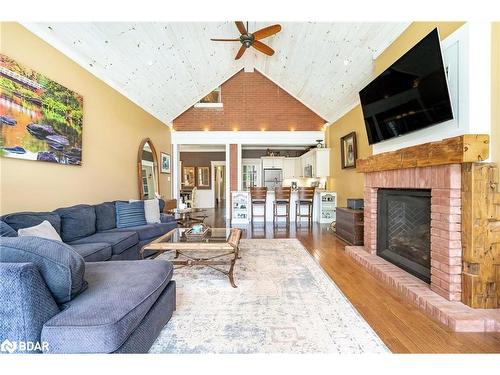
[273,187,292,226]
[295,187,315,226]
[250,187,267,224]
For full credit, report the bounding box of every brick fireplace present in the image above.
[364,164,462,301]
[345,135,500,332]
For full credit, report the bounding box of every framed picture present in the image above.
[182,166,195,188]
[196,166,210,189]
[160,152,170,174]
[340,132,357,169]
[0,54,83,165]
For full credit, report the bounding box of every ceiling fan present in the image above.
[211,21,282,60]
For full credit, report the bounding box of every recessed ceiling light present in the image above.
[147,61,154,66]
[343,59,350,66]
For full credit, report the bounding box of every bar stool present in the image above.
[273,187,292,226]
[250,187,267,224]
[296,187,315,226]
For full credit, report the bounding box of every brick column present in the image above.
[363,186,378,254]
[430,185,462,301]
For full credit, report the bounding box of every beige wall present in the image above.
[326,106,369,207]
[326,22,465,207]
[492,22,500,165]
[0,23,172,214]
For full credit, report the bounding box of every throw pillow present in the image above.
[18,220,62,242]
[54,204,96,242]
[115,201,147,228]
[0,221,18,237]
[129,198,161,224]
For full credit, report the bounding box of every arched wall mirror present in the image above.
[138,138,160,200]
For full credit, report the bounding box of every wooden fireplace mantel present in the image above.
[356,134,490,173]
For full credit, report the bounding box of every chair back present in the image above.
[275,187,291,202]
[250,187,267,202]
[298,187,315,202]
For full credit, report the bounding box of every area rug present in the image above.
[150,239,389,353]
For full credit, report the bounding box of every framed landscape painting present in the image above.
[0,54,83,165]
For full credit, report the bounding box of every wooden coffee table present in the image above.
[141,227,242,288]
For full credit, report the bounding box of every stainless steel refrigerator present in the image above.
[263,168,283,190]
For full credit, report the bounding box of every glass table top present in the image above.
[160,227,231,244]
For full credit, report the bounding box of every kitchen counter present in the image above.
[231,189,336,224]
[237,189,335,223]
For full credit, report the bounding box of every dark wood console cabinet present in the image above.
[335,207,364,245]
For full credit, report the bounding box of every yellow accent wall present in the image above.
[492,22,500,165]
[0,23,172,214]
[326,22,465,207]
[326,106,369,207]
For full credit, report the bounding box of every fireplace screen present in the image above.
[377,189,431,283]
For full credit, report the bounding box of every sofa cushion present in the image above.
[41,259,173,353]
[71,242,112,262]
[68,231,138,256]
[1,211,61,234]
[115,201,147,228]
[105,222,175,241]
[55,205,96,243]
[18,220,62,242]
[0,237,87,304]
[94,202,116,232]
[0,221,18,237]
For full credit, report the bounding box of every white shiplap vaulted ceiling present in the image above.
[23,22,409,126]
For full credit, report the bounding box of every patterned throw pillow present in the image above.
[115,201,147,228]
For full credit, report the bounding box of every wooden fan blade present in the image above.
[252,40,275,56]
[211,38,240,42]
[252,24,282,40]
[235,44,247,60]
[235,21,247,35]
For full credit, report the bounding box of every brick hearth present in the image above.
[364,164,462,301]
[345,246,500,332]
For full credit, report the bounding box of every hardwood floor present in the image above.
[202,207,500,353]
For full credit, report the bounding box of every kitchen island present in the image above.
[231,190,337,224]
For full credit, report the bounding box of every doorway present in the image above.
[213,163,226,208]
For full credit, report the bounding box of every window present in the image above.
[194,87,223,108]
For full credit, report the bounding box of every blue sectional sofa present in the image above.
[0,199,178,353]
[0,199,177,261]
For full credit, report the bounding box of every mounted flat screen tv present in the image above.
[359,28,454,145]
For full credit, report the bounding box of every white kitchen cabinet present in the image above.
[294,158,302,178]
[283,158,296,179]
[299,148,330,178]
[261,157,284,169]
[314,148,330,178]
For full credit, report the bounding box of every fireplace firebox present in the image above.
[377,189,431,283]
